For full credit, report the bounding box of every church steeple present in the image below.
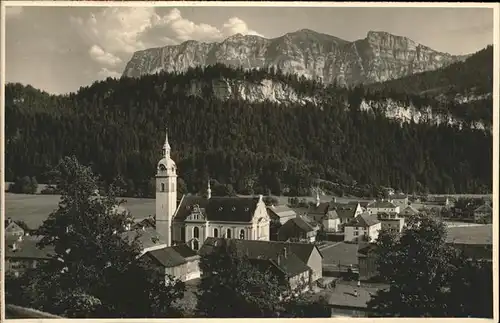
[163,127,171,159]
[207,179,212,199]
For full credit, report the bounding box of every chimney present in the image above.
[258,194,263,203]
[17,235,23,242]
[7,217,12,224]
[12,242,17,251]
[283,247,287,259]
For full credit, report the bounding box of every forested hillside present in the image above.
[4,64,492,198]
[365,46,493,125]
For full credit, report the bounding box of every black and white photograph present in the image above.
[1,1,498,320]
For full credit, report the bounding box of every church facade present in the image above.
[155,130,271,251]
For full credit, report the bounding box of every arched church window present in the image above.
[226,228,232,239]
[161,183,165,192]
[193,226,199,239]
[193,239,199,251]
[240,229,245,240]
[214,228,219,238]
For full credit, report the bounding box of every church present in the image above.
[155,129,271,251]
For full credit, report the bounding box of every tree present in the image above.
[368,213,492,317]
[177,177,188,195]
[7,156,185,318]
[196,240,284,317]
[211,183,236,197]
[8,176,38,194]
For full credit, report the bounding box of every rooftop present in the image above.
[267,205,297,218]
[367,200,397,209]
[324,282,389,309]
[145,243,198,268]
[5,235,54,260]
[346,213,380,227]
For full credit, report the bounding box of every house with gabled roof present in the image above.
[330,203,361,231]
[4,235,54,277]
[344,213,381,243]
[278,216,317,243]
[389,193,408,207]
[143,243,200,282]
[267,205,297,225]
[5,220,25,238]
[199,237,324,290]
[322,209,341,232]
[366,200,400,215]
[400,205,419,217]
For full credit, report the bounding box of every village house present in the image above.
[348,200,374,212]
[473,203,493,223]
[143,243,201,282]
[4,219,26,238]
[366,200,400,215]
[267,205,297,225]
[388,194,408,207]
[306,194,333,223]
[321,210,341,232]
[199,237,324,292]
[399,205,419,217]
[4,235,53,277]
[344,213,382,243]
[277,216,318,243]
[330,202,362,231]
[377,212,405,234]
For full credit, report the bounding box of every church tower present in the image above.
[156,128,177,247]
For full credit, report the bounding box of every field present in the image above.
[4,193,156,230]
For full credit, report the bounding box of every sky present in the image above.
[4,4,495,95]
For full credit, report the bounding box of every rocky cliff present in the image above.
[175,77,488,132]
[123,29,467,86]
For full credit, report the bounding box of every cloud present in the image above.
[89,45,122,66]
[97,68,121,79]
[5,6,23,18]
[222,17,264,37]
[70,7,263,78]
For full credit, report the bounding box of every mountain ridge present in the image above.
[122,29,468,85]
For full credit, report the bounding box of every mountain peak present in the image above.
[123,28,465,84]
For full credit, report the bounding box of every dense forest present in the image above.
[4,58,492,198]
[365,46,493,125]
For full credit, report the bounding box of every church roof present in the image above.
[173,195,260,223]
